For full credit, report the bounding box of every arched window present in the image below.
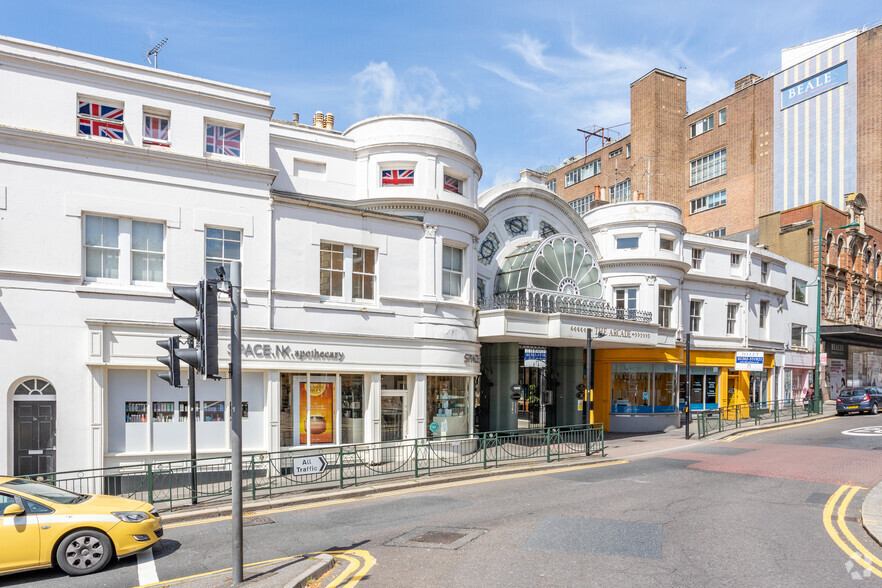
[836,237,845,268]
[14,378,56,396]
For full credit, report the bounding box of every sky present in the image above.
[3,1,881,190]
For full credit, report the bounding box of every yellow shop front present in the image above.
[592,348,776,433]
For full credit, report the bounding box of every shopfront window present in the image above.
[300,374,334,444]
[280,373,305,447]
[108,369,256,455]
[341,375,364,444]
[427,376,470,437]
[683,367,719,410]
[750,371,768,405]
[611,363,651,413]
[611,363,677,413]
[653,365,677,413]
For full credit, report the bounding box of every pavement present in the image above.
[152,402,882,586]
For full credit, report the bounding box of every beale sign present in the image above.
[781,61,847,109]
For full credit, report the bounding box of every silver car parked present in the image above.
[836,387,882,415]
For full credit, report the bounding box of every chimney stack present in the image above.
[312,111,334,130]
[292,113,299,124]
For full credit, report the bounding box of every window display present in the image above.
[427,376,470,437]
[611,363,677,413]
[125,402,147,423]
[683,367,720,409]
[152,401,174,423]
[204,401,225,422]
[300,376,334,444]
[179,401,201,422]
[280,373,305,447]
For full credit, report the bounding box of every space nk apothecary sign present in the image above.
[781,61,847,109]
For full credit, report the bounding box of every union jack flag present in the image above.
[78,100,124,140]
[443,175,462,194]
[205,124,241,157]
[143,115,169,146]
[382,169,414,186]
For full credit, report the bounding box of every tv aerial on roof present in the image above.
[145,38,169,69]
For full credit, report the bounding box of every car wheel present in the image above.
[56,529,114,576]
[872,403,879,416]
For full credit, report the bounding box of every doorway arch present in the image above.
[11,377,57,476]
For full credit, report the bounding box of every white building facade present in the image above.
[0,36,817,475]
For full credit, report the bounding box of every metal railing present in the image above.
[694,399,823,439]
[23,424,604,511]
[479,290,653,323]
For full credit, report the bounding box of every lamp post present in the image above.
[685,332,691,439]
[813,204,822,414]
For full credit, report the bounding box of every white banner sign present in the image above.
[735,351,764,372]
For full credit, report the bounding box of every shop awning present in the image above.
[821,324,882,348]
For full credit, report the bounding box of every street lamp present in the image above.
[814,203,859,413]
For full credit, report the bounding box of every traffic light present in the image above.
[172,279,219,378]
[156,336,182,387]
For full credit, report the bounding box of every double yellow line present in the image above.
[823,485,882,579]
[324,549,375,588]
[135,549,374,587]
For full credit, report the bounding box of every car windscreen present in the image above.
[0,479,82,504]
[839,388,866,397]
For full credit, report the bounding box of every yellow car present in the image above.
[0,476,162,577]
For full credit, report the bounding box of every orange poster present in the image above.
[299,382,334,444]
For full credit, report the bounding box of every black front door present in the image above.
[14,401,56,476]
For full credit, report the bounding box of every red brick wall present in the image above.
[681,78,773,235]
[857,25,882,227]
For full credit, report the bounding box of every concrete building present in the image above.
[476,173,816,433]
[545,21,882,236]
[0,35,818,476]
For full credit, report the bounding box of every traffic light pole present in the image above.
[188,338,197,506]
[230,261,243,585]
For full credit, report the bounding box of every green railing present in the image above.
[694,399,824,439]
[24,424,604,511]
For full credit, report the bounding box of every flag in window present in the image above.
[144,115,169,146]
[382,169,414,186]
[206,124,241,157]
[78,101,124,140]
[444,175,462,194]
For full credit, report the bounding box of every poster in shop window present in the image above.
[300,382,334,444]
[828,359,846,400]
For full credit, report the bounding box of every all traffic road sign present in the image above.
[291,455,328,475]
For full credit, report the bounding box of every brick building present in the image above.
[759,194,882,399]
[545,21,882,236]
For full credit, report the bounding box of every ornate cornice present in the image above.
[0,124,278,184]
[358,198,488,231]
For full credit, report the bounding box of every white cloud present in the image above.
[352,61,478,119]
[476,62,540,92]
[481,28,732,133]
[504,32,552,71]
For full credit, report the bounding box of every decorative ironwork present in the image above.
[478,289,653,323]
